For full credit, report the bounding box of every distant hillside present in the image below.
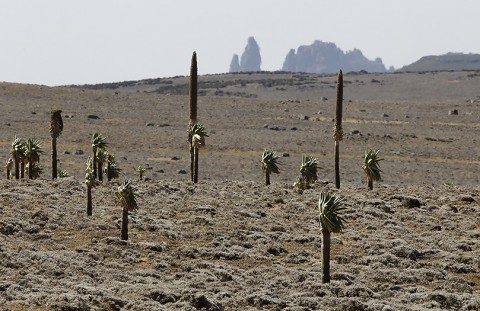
[282,41,387,74]
[399,53,480,72]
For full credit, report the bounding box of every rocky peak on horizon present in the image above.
[230,37,261,73]
[282,40,387,74]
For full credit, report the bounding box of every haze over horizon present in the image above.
[1,0,479,86]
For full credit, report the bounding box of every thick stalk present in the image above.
[265,170,270,186]
[52,136,57,179]
[368,178,373,190]
[193,147,199,183]
[190,52,197,123]
[189,52,197,181]
[93,148,97,179]
[322,228,331,283]
[334,70,343,189]
[14,156,19,180]
[107,162,111,181]
[190,144,194,182]
[97,160,103,182]
[28,159,33,179]
[334,142,340,189]
[6,167,10,179]
[121,207,129,240]
[87,185,92,216]
[20,161,25,179]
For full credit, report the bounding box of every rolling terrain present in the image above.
[0,71,479,310]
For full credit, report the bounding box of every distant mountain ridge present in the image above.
[399,53,480,72]
[282,41,387,74]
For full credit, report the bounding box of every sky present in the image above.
[1,0,479,86]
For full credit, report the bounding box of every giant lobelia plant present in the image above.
[318,191,347,283]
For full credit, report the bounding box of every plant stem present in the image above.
[322,228,331,283]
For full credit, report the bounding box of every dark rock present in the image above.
[0,221,21,236]
[267,245,288,256]
[178,170,187,174]
[441,204,458,213]
[171,156,180,161]
[459,195,475,202]
[87,114,100,120]
[32,210,49,222]
[403,197,421,208]
[270,225,286,232]
[141,242,167,252]
[147,290,179,304]
[74,150,84,155]
[449,109,458,115]
[146,123,154,126]
[63,151,70,155]
[291,127,297,131]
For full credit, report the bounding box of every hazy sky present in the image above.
[1,0,479,86]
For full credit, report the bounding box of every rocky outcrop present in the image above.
[282,41,386,74]
[229,54,240,73]
[229,37,261,73]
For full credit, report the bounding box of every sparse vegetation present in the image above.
[96,148,107,182]
[261,149,280,186]
[10,136,23,179]
[115,178,139,241]
[136,166,146,180]
[1,72,480,309]
[363,149,383,190]
[190,122,209,183]
[91,133,108,180]
[85,156,96,216]
[24,138,44,179]
[105,153,121,181]
[318,191,346,283]
[57,168,70,178]
[294,154,319,190]
[5,158,13,179]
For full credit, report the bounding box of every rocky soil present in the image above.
[0,71,479,310]
[0,178,479,310]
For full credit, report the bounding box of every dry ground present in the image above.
[0,71,479,310]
